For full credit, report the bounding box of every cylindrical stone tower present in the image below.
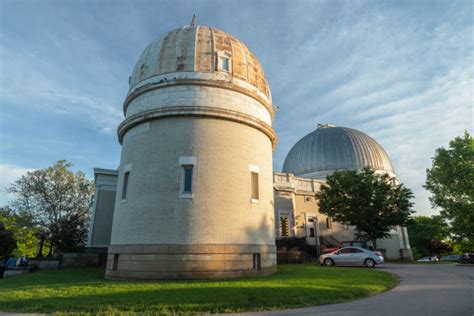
[106,24,277,280]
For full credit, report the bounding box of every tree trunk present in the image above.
[47,243,53,257]
[372,239,378,250]
[37,236,45,257]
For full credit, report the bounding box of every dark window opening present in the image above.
[122,171,130,200]
[253,253,261,270]
[326,217,332,229]
[113,254,119,271]
[251,172,259,200]
[309,227,315,237]
[183,165,193,193]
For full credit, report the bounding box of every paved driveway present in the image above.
[230,264,474,316]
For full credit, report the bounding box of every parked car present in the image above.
[321,240,369,254]
[458,253,474,264]
[440,255,461,262]
[417,256,439,262]
[319,246,384,268]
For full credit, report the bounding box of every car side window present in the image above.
[340,248,352,254]
[341,242,350,247]
[352,248,364,253]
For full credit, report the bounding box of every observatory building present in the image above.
[86,23,412,280]
[273,125,412,260]
[103,24,277,280]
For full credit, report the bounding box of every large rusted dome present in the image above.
[128,25,271,102]
[282,125,395,179]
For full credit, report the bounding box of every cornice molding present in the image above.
[117,106,278,148]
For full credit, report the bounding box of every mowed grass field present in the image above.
[0,265,397,315]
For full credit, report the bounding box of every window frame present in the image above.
[326,217,333,230]
[249,164,260,203]
[121,164,132,203]
[216,52,232,73]
[221,56,230,72]
[179,156,196,199]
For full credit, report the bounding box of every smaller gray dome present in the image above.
[282,124,394,179]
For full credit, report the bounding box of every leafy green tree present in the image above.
[0,207,39,257]
[316,168,414,249]
[7,160,94,255]
[407,215,449,258]
[0,222,17,260]
[424,132,474,250]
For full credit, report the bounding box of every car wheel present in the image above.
[364,258,376,268]
[324,258,334,267]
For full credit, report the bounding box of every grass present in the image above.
[0,265,397,315]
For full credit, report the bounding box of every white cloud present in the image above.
[0,164,35,206]
[0,45,124,134]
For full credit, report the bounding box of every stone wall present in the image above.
[111,117,275,246]
[106,244,276,280]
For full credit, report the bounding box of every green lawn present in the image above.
[0,265,397,315]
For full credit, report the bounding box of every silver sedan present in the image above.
[319,246,384,268]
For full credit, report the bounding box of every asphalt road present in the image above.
[231,264,474,316]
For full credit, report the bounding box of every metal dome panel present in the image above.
[282,125,394,178]
[129,25,271,100]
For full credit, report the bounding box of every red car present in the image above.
[322,240,369,254]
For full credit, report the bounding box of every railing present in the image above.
[319,235,340,248]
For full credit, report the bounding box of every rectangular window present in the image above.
[309,227,315,237]
[182,165,193,193]
[121,171,130,200]
[253,253,261,270]
[326,217,332,230]
[178,156,196,199]
[221,57,229,71]
[251,172,259,200]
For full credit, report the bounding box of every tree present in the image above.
[7,160,94,255]
[424,132,474,250]
[0,207,39,257]
[407,215,449,258]
[0,222,17,260]
[316,168,414,249]
[427,239,452,257]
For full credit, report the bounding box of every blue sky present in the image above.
[0,0,472,216]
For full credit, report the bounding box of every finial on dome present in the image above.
[317,123,337,129]
[190,14,198,27]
